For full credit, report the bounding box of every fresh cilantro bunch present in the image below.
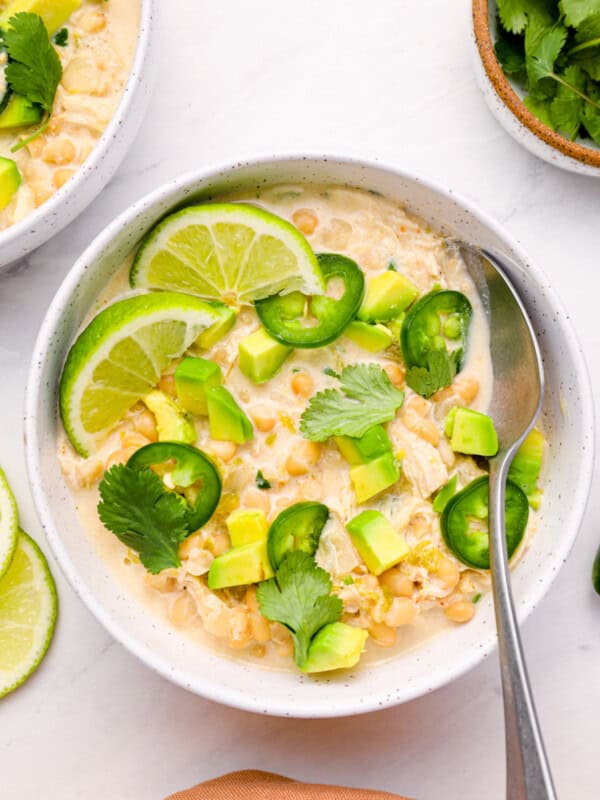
[257,551,343,669]
[0,12,63,151]
[300,363,405,441]
[98,464,190,574]
[495,0,600,143]
[405,348,461,399]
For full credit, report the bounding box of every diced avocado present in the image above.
[207,538,274,589]
[0,0,83,34]
[445,406,498,457]
[175,357,222,416]
[206,386,253,444]
[358,271,419,322]
[346,509,409,575]
[143,390,196,443]
[303,622,368,673]
[508,429,545,509]
[343,320,393,353]
[0,95,43,130]
[349,454,399,504]
[238,327,292,383]
[335,425,392,466]
[195,304,237,349]
[0,157,21,212]
[226,508,268,547]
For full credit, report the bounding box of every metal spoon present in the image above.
[456,242,557,800]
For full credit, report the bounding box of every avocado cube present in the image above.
[143,390,196,444]
[445,406,498,457]
[0,95,43,131]
[195,304,237,349]
[335,425,392,466]
[0,0,82,34]
[206,386,253,444]
[238,327,292,383]
[508,429,545,508]
[175,357,222,416]
[346,509,409,575]
[349,454,399,503]
[0,157,21,212]
[303,622,369,673]
[343,320,394,353]
[226,508,268,547]
[358,271,419,322]
[207,538,274,589]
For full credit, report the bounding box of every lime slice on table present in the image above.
[130,203,324,304]
[0,467,18,582]
[0,530,58,699]
[60,292,226,456]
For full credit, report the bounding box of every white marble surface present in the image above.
[1,1,599,798]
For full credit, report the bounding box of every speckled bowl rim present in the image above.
[472,0,600,168]
[24,154,595,717]
[0,0,155,258]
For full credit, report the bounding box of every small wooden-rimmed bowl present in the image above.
[472,0,600,176]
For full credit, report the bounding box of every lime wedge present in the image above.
[0,530,58,699]
[0,468,18,582]
[60,292,225,456]
[130,203,324,304]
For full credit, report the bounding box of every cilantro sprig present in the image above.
[299,363,405,441]
[257,551,343,669]
[1,12,63,151]
[405,348,460,399]
[495,0,600,144]
[98,464,190,574]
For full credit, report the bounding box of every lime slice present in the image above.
[130,203,324,304]
[60,292,225,456]
[0,530,58,699]
[0,468,18,582]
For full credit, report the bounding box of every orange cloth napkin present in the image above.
[165,770,412,799]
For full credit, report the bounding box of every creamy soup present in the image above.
[0,0,140,230]
[58,185,541,672]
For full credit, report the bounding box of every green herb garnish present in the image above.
[54,27,68,47]
[300,363,404,441]
[257,551,343,668]
[2,13,63,152]
[495,0,600,143]
[256,469,271,490]
[405,348,460,399]
[98,464,189,574]
[323,366,340,378]
[473,593,482,604]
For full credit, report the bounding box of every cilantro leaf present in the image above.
[497,0,554,34]
[4,13,62,113]
[495,26,527,77]
[255,469,271,490]
[299,363,405,441]
[550,64,587,137]
[560,0,600,27]
[54,27,68,47]
[581,79,600,141]
[405,348,459,399]
[571,14,600,79]
[98,464,189,574]
[257,552,343,669]
[525,19,568,96]
[524,94,556,127]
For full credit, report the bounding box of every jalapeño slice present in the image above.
[255,253,364,348]
[128,442,221,531]
[441,476,529,570]
[267,501,330,569]
[401,289,472,369]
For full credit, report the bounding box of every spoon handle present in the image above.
[488,458,557,800]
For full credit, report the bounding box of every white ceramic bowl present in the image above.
[471,0,600,177]
[25,156,595,718]
[0,0,157,271]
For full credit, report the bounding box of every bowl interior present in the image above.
[26,156,594,717]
